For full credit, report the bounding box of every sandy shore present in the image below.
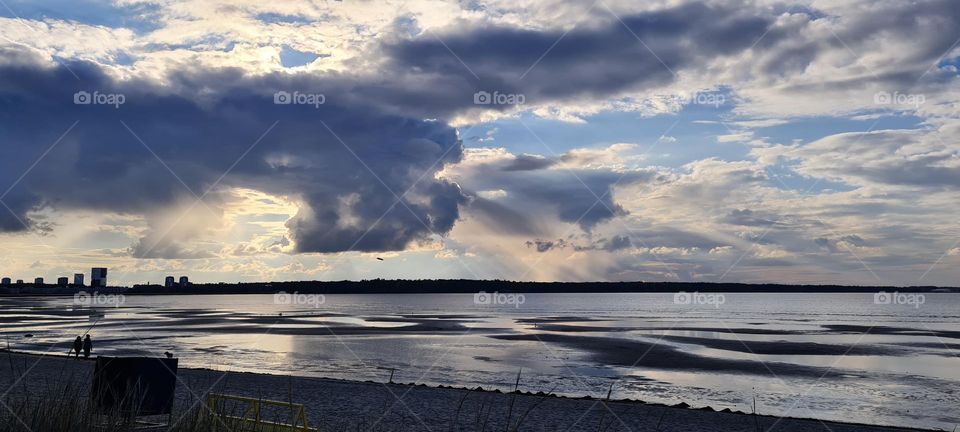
[0,351,935,432]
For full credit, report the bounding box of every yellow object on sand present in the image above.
[205,393,317,432]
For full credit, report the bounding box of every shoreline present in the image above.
[1,349,940,432]
[2,280,958,298]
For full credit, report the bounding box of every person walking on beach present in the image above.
[82,334,92,359]
[72,336,82,359]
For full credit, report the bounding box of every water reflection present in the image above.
[1,293,958,429]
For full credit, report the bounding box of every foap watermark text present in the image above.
[74,291,125,308]
[683,92,726,107]
[74,91,125,108]
[274,91,326,108]
[674,291,725,308]
[274,291,326,308]
[474,91,525,106]
[874,291,924,309]
[474,291,525,308]
[873,91,925,108]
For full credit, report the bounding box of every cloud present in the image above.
[381,2,783,116]
[0,50,465,255]
[776,125,960,189]
[731,0,960,118]
[523,235,632,253]
[444,145,652,231]
[501,154,556,171]
[466,196,543,236]
[723,209,780,227]
[526,238,567,253]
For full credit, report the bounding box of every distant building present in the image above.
[74,273,84,286]
[1,277,9,286]
[57,277,69,286]
[91,267,108,288]
[15,279,23,285]
[165,276,175,288]
[179,276,189,287]
[34,277,44,286]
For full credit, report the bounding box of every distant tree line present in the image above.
[122,279,956,295]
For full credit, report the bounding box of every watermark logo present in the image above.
[474,291,525,308]
[273,291,325,308]
[874,291,924,309]
[74,91,125,108]
[684,92,725,108]
[473,91,525,106]
[674,291,725,308]
[873,91,925,108]
[74,291,125,308]
[274,91,326,108]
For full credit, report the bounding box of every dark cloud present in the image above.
[603,235,632,251]
[539,170,634,229]
[0,52,464,255]
[501,154,556,171]
[527,234,633,253]
[458,154,648,230]
[839,234,865,246]
[723,209,779,227]
[526,238,568,253]
[769,0,960,95]
[814,237,834,252]
[815,234,868,253]
[0,0,846,257]
[9,0,785,251]
[382,2,781,109]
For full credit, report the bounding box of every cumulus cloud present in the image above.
[382,2,783,116]
[443,145,652,231]
[778,126,960,189]
[0,49,464,255]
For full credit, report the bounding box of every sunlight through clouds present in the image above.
[0,0,959,285]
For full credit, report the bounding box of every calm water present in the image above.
[2,293,958,430]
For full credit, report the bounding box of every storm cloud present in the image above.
[383,2,783,108]
[0,50,464,254]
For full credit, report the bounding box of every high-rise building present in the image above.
[74,273,84,286]
[179,276,189,287]
[34,277,44,285]
[165,276,175,287]
[58,277,69,286]
[1,277,10,285]
[91,268,108,288]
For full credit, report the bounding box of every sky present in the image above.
[0,0,959,286]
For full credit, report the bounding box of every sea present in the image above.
[1,292,957,430]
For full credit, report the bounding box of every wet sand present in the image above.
[490,333,852,378]
[0,351,933,432]
[656,335,906,356]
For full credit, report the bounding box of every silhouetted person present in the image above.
[72,336,82,359]
[82,335,92,359]
[164,351,173,358]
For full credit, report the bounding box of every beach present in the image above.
[3,293,959,430]
[0,351,936,432]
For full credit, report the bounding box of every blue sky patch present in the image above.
[280,45,321,68]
